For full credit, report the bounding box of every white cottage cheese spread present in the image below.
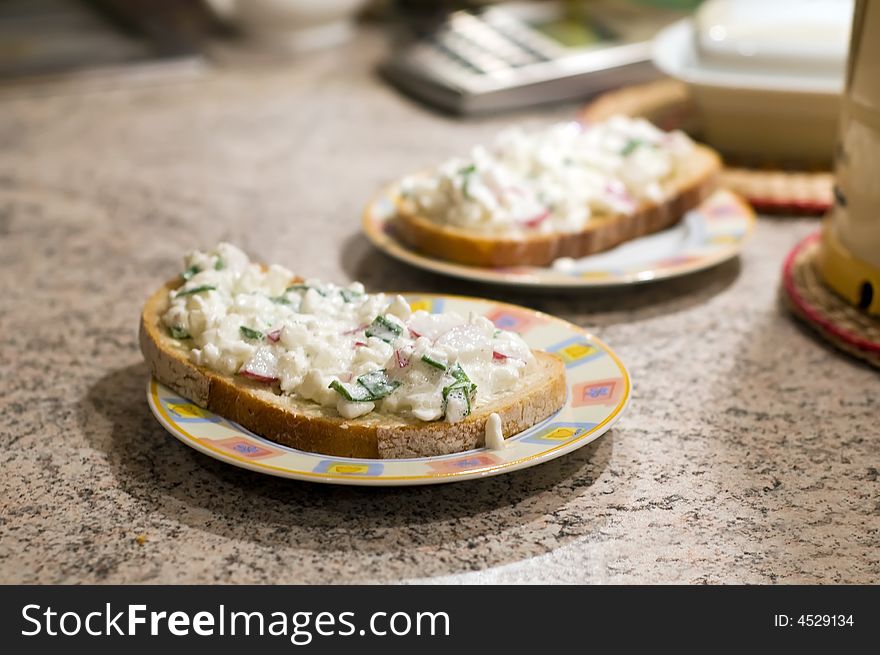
[399,115,694,236]
[162,244,536,423]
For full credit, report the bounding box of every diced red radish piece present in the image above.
[493,350,525,363]
[342,323,368,335]
[239,370,278,384]
[522,209,550,229]
[395,349,410,368]
[605,180,633,202]
[267,329,282,342]
[354,341,367,347]
[408,328,421,339]
[239,348,278,383]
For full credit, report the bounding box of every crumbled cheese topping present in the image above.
[162,244,536,423]
[399,115,694,235]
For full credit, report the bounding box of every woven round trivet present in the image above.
[781,233,880,368]
[580,79,834,216]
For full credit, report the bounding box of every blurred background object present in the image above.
[578,77,835,215]
[381,0,694,114]
[0,0,215,81]
[817,0,880,315]
[780,0,880,369]
[0,0,856,129]
[205,0,371,53]
[653,0,853,163]
[0,0,699,103]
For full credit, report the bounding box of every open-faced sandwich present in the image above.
[140,244,566,458]
[393,115,721,267]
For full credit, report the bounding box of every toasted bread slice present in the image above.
[140,279,567,459]
[392,143,721,268]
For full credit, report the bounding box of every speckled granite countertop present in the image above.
[1,32,878,585]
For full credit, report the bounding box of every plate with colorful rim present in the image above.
[362,185,755,288]
[146,294,630,486]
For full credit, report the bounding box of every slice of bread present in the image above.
[140,279,567,459]
[392,143,721,268]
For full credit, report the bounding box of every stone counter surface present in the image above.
[1,34,877,584]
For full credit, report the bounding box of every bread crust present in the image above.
[392,144,722,268]
[140,280,567,459]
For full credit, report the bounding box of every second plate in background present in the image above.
[363,186,755,289]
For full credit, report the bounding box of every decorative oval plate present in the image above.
[362,186,754,288]
[147,294,630,486]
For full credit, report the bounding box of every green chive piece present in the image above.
[328,380,372,402]
[421,355,447,371]
[181,265,200,281]
[329,370,401,403]
[621,139,644,156]
[459,164,477,200]
[356,370,401,399]
[340,288,363,303]
[442,363,477,418]
[214,258,224,271]
[239,326,263,341]
[443,385,474,418]
[175,285,216,297]
[286,284,326,297]
[328,380,371,402]
[169,326,191,339]
[365,315,402,343]
[448,363,472,385]
[443,380,477,399]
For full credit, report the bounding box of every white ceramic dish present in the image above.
[652,15,845,161]
[694,0,851,76]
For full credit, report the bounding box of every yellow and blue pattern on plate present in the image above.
[361,185,755,289]
[147,295,630,486]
